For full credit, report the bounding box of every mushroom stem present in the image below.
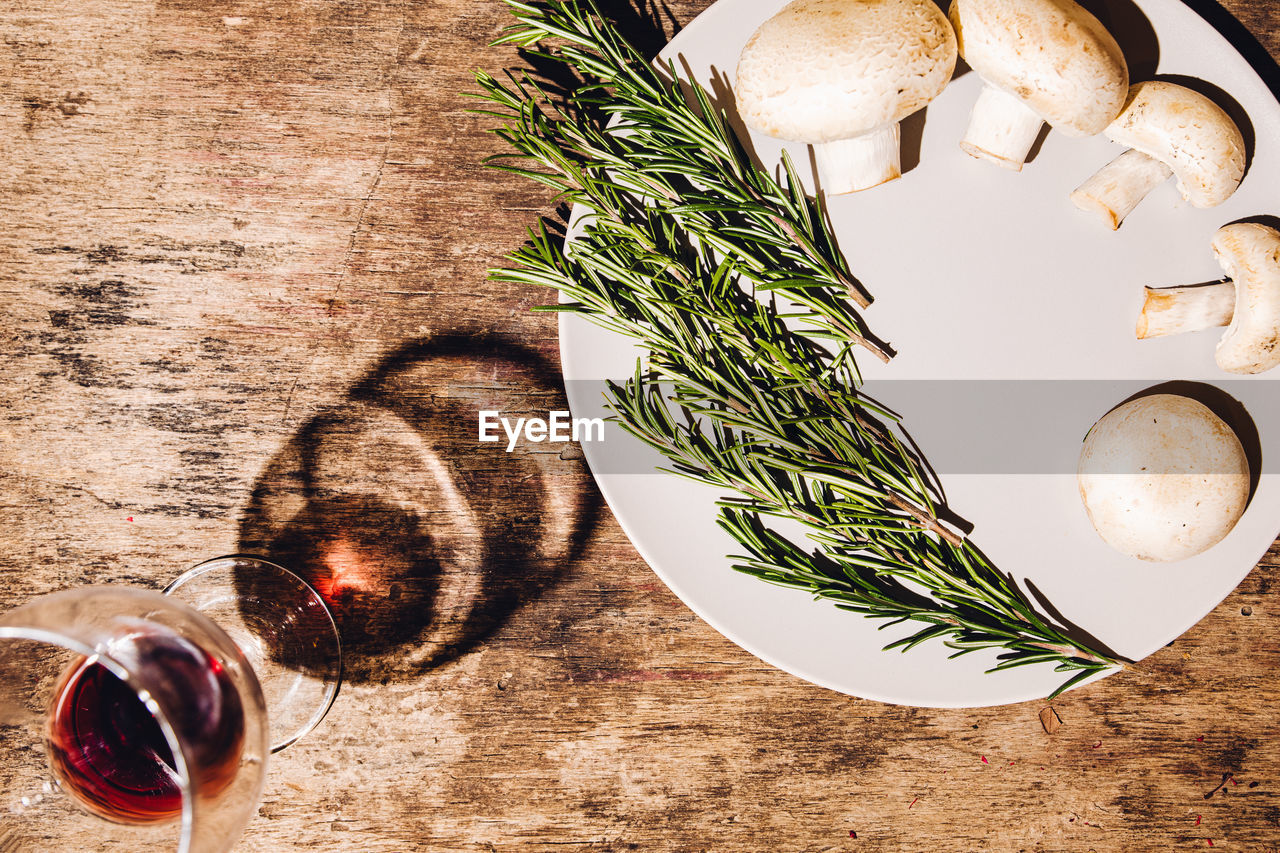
[1070,149,1174,230]
[959,84,1045,171]
[813,123,902,194]
[1136,281,1235,339]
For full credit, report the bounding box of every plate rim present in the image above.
[558,0,1280,708]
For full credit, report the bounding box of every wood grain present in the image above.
[0,0,1278,850]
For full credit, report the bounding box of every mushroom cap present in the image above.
[948,0,1127,136]
[735,0,956,144]
[1105,81,1246,208]
[1213,222,1280,374]
[1077,394,1250,562]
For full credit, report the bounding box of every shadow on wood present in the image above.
[237,334,602,683]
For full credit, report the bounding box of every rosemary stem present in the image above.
[477,0,1120,694]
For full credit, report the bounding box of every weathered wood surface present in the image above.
[1,0,1278,850]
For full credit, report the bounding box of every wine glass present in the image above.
[163,556,342,753]
[0,556,342,852]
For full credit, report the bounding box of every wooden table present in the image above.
[1,0,1278,849]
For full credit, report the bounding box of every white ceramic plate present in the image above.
[561,0,1280,707]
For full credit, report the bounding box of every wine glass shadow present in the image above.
[235,335,602,683]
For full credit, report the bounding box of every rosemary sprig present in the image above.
[475,0,1120,696]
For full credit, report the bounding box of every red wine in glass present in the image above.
[2,575,338,851]
[45,629,246,824]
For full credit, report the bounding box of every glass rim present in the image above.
[165,554,343,753]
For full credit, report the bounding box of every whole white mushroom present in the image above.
[1071,81,1246,230]
[735,0,957,194]
[948,0,1128,171]
[1077,394,1250,562]
[1137,222,1280,375]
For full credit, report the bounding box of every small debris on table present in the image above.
[1039,706,1062,734]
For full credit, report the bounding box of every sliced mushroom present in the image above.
[1071,82,1246,229]
[1137,222,1280,374]
[735,0,957,194]
[1078,394,1250,562]
[948,0,1127,171]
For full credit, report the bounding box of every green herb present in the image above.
[474,0,1120,696]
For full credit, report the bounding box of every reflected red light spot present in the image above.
[316,540,376,599]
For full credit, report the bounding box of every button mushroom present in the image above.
[948,0,1127,171]
[1137,222,1280,374]
[735,0,957,194]
[1070,81,1246,229]
[1078,394,1250,562]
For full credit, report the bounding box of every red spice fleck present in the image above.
[909,797,918,810]
[1207,840,1214,847]
[1230,778,1238,786]
[849,831,857,838]
[1195,815,1202,826]
[126,517,133,522]
[1197,736,1205,742]
[1091,741,1102,749]
[1008,760,1015,766]
[981,756,988,764]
